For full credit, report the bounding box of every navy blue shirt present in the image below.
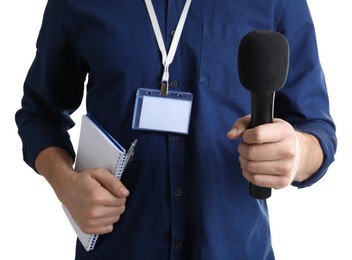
[16,0,336,259]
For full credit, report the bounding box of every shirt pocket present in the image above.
[200,22,246,98]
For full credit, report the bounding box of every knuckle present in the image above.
[240,146,255,161]
[118,204,126,214]
[247,148,255,161]
[114,215,121,223]
[275,176,291,189]
[245,161,254,173]
[84,208,98,219]
[238,143,255,161]
[80,226,90,234]
[105,225,114,233]
[252,129,264,143]
[251,174,261,186]
[80,221,94,234]
[88,191,105,206]
[241,170,251,182]
[117,197,127,207]
[278,161,294,175]
[283,147,296,158]
[239,156,252,173]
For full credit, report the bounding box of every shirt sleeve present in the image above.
[15,0,87,171]
[274,0,337,188]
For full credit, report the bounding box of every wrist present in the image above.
[293,131,323,182]
[35,146,76,201]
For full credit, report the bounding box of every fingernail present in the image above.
[231,128,238,134]
[119,186,129,196]
[227,128,238,138]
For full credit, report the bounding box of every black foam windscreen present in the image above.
[238,30,289,93]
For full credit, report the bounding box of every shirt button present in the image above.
[170,80,178,88]
[170,30,175,37]
[175,188,183,197]
[176,241,184,250]
[172,135,180,142]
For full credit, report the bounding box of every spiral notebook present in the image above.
[62,114,136,251]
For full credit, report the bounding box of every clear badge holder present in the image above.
[132,88,193,134]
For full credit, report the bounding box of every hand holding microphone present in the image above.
[236,30,290,199]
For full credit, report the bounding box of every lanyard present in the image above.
[144,0,192,96]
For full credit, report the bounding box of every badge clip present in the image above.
[161,81,168,96]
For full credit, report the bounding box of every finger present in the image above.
[91,169,130,198]
[80,220,116,235]
[239,155,294,177]
[79,205,126,234]
[242,170,293,190]
[241,118,290,144]
[238,140,296,162]
[92,202,127,218]
[84,208,124,226]
[89,184,128,207]
[227,114,251,139]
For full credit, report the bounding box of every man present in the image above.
[16,0,336,259]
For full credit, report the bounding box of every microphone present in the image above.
[237,30,290,199]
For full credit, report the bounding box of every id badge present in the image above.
[132,88,193,134]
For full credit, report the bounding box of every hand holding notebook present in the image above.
[62,114,137,251]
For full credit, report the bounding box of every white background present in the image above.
[0,1,350,259]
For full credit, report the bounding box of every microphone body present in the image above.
[249,92,275,199]
[238,30,289,199]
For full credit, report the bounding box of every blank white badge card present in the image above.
[132,88,193,134]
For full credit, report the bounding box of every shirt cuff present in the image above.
[291,121,337,188]
[17,117,76,172]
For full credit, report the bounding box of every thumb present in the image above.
[227,114,251,140]
[92,169,130,198]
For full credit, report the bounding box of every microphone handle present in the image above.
[249,92,275,199]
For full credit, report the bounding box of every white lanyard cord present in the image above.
[144,0,192,95]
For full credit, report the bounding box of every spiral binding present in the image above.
[114,153,127,180]
[86,234,99,251]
